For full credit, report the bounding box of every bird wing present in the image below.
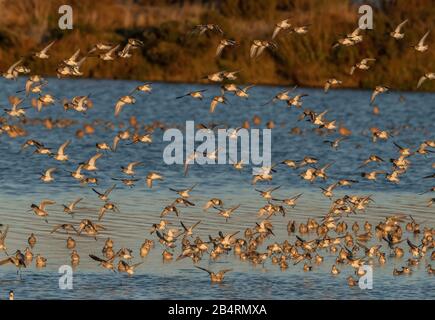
[195,266,212,274]
[68,49,80,62]
[72,198,83,207]
[98,206,107,221]
[112,135,120,152]
[417,75,427,88]
[7,59,23,73]
[88,153,102,166]
[0,225,8,240]
[127,161,141,171]
[272,26,282,39]
[216,43,225,57]
[50,224,64,234]
[191,220,201,230]
[104,184,116,196]
[0,257,13,266]
[41,40,56,54]
[114,100,125,117]
[219,269,233,275]
[40,200,56,210]
[180,221,188,232]
[349,27,361,37]
[370,90,378,103]
[58,140,70,156]
[89,254,104,263]
[250,43,258,58]
[418,30,430,46]
[394,19,408,33]
[45,167,56,176]
[210,99,218,113]
[108,44,120,55]
[361,58,375,64]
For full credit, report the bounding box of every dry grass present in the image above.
[0,0,433,90]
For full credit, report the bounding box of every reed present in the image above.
[0,0,433,90]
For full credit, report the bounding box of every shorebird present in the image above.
[287,93,307,108]
[350,58,376,75]
[262,87,296,105]
[98,202,119,221]
[223,70,240,81]
[250,40,277,58]
[53,140,70,161]
[63,49,81,67]
[130,83,152,94]
[66,237,76,250]
[92,184,116,202]
[195,266,232,283]
[413,31,430,52]
[0,250,26,278]
[292,25,310,34]
[118,260,143,276]
[63,198,83,215]
[114,95,136,117]
[210,95,227,113]
[359,154,384,168]
[213,204,240,222]
[3,96,27,117]
[68,164,85,180]
[169,184,197,198]
[370,86,389,104]
[255,186,281,200]
[121,161,142,176]
[272,19,292,39]
[191,24,223,36]
[332,27,362,48]
[180,221,201,238]
[146,172,163,188]
[83,153,102,171]
[30,200,55,222]
[203,198,223,211]
[216,39,237,57]
[324,137,346,150]
[275,193,303,208]
[361,170,385,181]
[28,233,36,248]
[235,85,255,98]
[98,44,120,61]
[324,78,342,93]
[24,247,33,264]
[150,220,171,234]
[89,254,115,271]
[2,59,27,80]
[320,183,337,199]
[176,89,207,100]
[160,205,179,218]
[390,19,408,39]
[51,223,78,234]
[34,40,56,59]
[417,72,435,88]
[0,225,9,254]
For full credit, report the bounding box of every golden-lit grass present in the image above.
[0,0,433,91]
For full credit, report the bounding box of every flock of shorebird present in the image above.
[0,16,434,300]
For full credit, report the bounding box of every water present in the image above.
[0,78,434,300]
